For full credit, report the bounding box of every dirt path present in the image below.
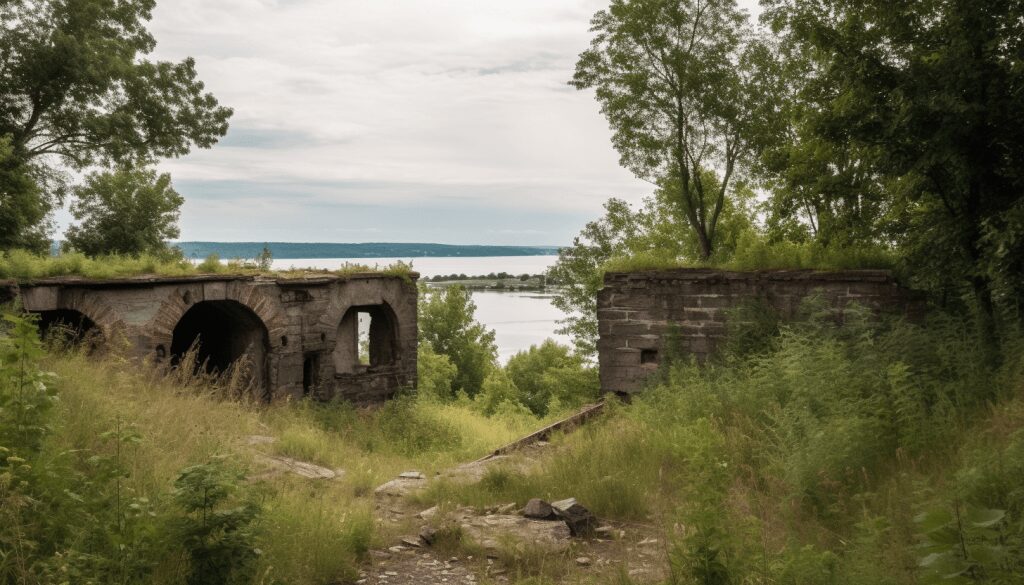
[359,434,670,584]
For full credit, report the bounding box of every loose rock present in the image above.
[419,526,438,546]
[523,498,556,520]
[400,536,422,548]
[550,497,577,512]
[575,557,592,566]
[553,501,598,537]
[255,454,340,480]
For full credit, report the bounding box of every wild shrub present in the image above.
[504,339,599,416]
[418,285,497,397]
[367,395,464,456]
[172,458,260,585]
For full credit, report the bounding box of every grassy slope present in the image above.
[39,353,540,585]
[30,314,1024,585]
[419,316,1024,584]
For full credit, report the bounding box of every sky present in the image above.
[57,0,762,246]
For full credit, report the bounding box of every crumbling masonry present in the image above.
[597,269,924,395]
[5,273,419,404]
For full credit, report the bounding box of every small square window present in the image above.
[641,349,659,365]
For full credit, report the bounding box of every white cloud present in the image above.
[92,0,762,244]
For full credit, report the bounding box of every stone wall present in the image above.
[597,269,924,395]
[6,273,419,404]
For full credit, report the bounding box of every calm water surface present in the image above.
[269,256,568,360]
[469,290,571,362]
[270,255,558,278]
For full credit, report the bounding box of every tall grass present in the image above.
[423,308,1024,584]
[1,325,533,584]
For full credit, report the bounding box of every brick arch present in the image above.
[318,287,407,349]
[147,283,288,353]
[51,290,126,340]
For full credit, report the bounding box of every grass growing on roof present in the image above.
[601,233,898,275]
[0,249,416,281]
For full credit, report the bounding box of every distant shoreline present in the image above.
[175,241,561,260]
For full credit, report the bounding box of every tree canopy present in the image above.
[571,0,766,260]
[0,0,231,250]
[763,0,1024,344]
[64,166,183,257]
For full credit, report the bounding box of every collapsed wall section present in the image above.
[597,269,925,395]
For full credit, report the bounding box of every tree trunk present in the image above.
[971,275,1001,367]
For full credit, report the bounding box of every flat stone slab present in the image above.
[459,513,571,553]
[256,454,340,480]
[443,455,516,482]
[375,475,428,497]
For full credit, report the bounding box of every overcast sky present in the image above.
[58,0,762,246]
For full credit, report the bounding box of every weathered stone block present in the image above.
[598,268,921,394]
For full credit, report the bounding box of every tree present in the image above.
[763,0,1024,348]
[0,0,231,244]
[418,285,497,397]
[753,38,890,247]
[504,340,599,416]
[549,185,754,355]
[0,135,51,252]
[571,0,765,259]
[64,166,183,256]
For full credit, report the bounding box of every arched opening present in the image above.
[33,309,102,348]
[333,304,398,374]
[170,300,269,391]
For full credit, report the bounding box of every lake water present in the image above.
[269,255,568,360]
[270,255,559,278]
[470,290,572,362]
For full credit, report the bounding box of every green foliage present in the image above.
[0,0,232,244]
[255,244,273,271]
[914,502,1009,583]
[365,395,464,457]
[0,249,409,281]
[548,197,687,355]
[418,285,497,397]
[724,231,897,271]
[417,343,458,402]
[504,339,599,416]
[0,311,55,457]
[572,0,766,260]
[474,368,525,417]
[172,458,260,585]
[65,166,184,256]
[763,0,1024,344]
[0,135,52,253]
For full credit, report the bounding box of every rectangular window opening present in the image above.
[641,349,659,365]
[303,353,321,396]
[357,311,371,365]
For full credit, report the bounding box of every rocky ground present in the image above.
[362,448,669,584]
[246,407,669,584]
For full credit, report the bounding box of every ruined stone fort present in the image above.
[597,269,923,395]
[3,267,923,402]
[3,272,418,403]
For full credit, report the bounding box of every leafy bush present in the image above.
[503,339,599,416]
[418,285,497,397]
[172,458,260,585]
